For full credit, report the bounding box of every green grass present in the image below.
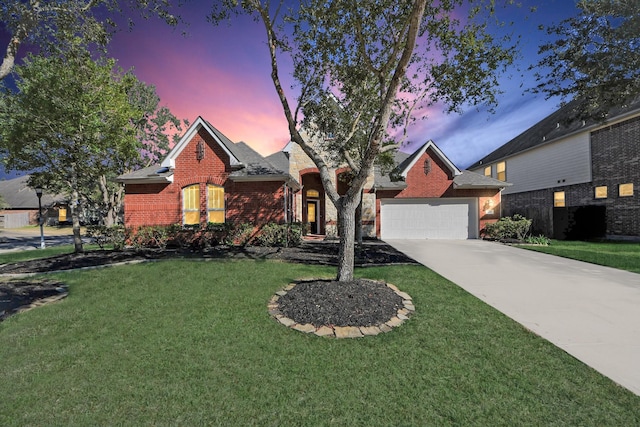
[0,244,106,264]
[1,260,638,425]
[519,240,640,274]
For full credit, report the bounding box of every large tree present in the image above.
[86,79,185,227]
[0,47,151,252]
[211,0,516,281]
[533,0,640,118]
[0,0,180,81]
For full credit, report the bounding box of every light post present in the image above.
[35,187,45,249]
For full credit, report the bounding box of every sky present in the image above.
[5,0,581,174]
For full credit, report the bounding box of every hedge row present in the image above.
[86,222,304,250]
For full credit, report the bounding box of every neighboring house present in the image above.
[0,175,68,228]
[468,98,640,239]
[118,116,509,240]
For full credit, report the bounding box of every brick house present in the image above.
[468,98,640,239]
[118,116,508,239]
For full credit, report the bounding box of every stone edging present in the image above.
[268,281,415,338]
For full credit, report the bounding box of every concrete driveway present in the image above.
[386,239,640,396]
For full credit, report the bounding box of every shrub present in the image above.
[224,222,254,247]
[484,214,532,241]
[525,234,551,246]
[254,223,303,247]
[127,225,171,249]
[85,225,126,250]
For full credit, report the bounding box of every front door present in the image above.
[307,201,319,234]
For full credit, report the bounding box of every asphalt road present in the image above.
[0,227,85,253]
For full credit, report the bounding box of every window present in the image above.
[207,185,225,223]
[58,208,67,222]
[183,184,200,225]
[595,186,607,199]
[484,166,491,177]
[619,183,634,197]
[306,189,320,198]
[496,162,506,181]
[554,191,565,207]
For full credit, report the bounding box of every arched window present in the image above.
[207,185,225,223]
[183,184,200,225]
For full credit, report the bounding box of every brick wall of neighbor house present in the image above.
[590,115,640,237]
[504,115,640,238]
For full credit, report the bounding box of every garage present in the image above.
[380,198,478,240]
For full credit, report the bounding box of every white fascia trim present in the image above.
[161,116,241,168]
[400,140,461,178]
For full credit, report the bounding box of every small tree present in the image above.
[533,0,640,118]
[211,0,517,281]
[0,46,143,252]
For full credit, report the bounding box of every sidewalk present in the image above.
[386,239,640,396]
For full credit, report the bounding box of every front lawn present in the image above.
[518,240,640,274]
[1,260,639,425]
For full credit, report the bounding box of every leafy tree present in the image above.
[88,79,185,227]
[533,0,640,118]
[210,0,516,281]
[0,193,7,210]
[0,46,146,252]
[0,0,180,81]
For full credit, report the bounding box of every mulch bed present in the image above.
[0,240,417,325]
[277,279,404,327]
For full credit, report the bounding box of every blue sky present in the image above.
[3,0,581,179]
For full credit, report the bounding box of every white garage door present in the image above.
[381,198,478,240]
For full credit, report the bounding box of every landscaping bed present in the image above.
[0,240,417,323]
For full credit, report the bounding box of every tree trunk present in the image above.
[336,193,361,282]
[69,169,84,253]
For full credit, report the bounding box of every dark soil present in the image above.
[0,279,67,322]
[0,240,417,325]
[278,279,404,327]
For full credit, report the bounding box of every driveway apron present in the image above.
[386,239,640,396]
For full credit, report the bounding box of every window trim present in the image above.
[207,184,225,224]
[183,184,200,225]
[594,186,607,199]
[619,183,634,197]
[496,161,506,182]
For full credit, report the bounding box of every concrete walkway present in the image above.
[386,239,640,396]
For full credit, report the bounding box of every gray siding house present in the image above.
[469,98,640,239]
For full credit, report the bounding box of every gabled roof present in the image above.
[374,141,474,191]
[117,117,300,189]
[0,175,67,209]
[396,140,461,178]
[161,116,243,169]
[469,97,640,169]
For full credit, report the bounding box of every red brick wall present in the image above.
[373,148,502,238]
[397,149,454,198]
[123,128,285,228]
